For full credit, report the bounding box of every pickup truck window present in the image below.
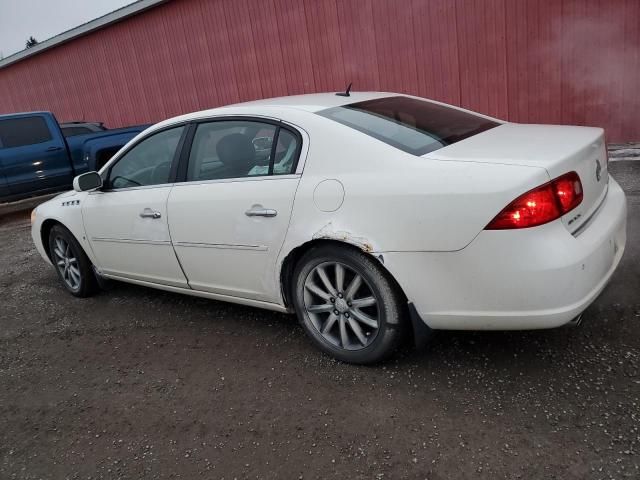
[61,126,93,137]
[108,126,185,189]
[0,116,53,149]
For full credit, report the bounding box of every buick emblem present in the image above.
[595,159,602,182]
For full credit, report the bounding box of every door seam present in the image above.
[165,185,193,289]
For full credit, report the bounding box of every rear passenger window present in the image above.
[272,129,299,175]
[0,116,53,148]
[186,120,300,182]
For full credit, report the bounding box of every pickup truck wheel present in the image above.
[48,225,98,297]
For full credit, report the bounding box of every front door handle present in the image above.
[245,205,277,218]
[46,146,63,152]
[139,208,161,219]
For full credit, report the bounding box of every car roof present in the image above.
[232,91,398,112]
[148,91,401,133]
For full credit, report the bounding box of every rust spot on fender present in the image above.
[312,223,374,253]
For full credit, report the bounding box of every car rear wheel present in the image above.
[48,225,98,297]
[292,245,405,364]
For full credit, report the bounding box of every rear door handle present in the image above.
[245,206,278,217]
[139,208,161,219]
[46,146,63,152]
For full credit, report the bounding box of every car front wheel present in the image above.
[48,225,98,298]
[292,245,405,364]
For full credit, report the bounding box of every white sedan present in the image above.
[31,92,627,364]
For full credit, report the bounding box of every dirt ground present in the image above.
[1,161,639,480]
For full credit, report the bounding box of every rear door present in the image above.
[82,125,189,287]
[167,118,304,303]
[0,114,71,196]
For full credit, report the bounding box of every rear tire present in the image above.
[48,225,98,298]
[292,245,406,364]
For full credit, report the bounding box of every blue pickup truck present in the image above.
[0,111,149,202]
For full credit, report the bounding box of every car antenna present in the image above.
[336,82,352,97]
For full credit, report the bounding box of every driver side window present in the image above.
[108,126,185,189]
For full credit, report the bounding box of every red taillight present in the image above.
[485,172,583,230]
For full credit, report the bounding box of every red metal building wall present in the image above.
[0,0,638,141]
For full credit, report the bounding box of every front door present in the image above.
[82,125,188,287]
[167,119,303,302]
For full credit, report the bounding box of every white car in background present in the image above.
[31,92,627,364]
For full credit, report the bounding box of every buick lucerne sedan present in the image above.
[31,92,627,364]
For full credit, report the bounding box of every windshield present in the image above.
[318,96,500,155]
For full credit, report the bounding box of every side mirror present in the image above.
[73,171,102,192]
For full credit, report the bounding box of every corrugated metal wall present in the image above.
[1,0,638,141]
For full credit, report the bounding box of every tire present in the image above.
[292,245,406,364]
[48,224,98,298]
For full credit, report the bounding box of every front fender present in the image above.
[31,191,96,266]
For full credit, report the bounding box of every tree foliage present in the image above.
[25,36,38,49]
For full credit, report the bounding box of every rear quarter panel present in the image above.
[277,112,551,255]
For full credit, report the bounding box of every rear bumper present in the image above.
[383,178,627,330]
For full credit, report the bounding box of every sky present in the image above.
[0,0,136,59]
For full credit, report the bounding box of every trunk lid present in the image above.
[426,123,609,233]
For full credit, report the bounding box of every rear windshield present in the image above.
[61,126,93,137]
[318,96,499,156]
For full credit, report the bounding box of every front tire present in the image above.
[292,245,406,364]
[48,225,98,297]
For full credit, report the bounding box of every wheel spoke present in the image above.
[347,317,367,346]
[305,280,331,300]
[316,266,336,296]
[307,303,335,314]
[69,265,81,279]
[345,274,362,300]
[57,260,65,267]
[350,296,376,308]
[321,313,338,334]
[335,263,345,292]
[338,316,349,348]
[350,308,378,328]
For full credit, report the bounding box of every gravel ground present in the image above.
[1,161,639,480]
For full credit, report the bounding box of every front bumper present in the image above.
[31,213,53,267]
[383,178,627,330]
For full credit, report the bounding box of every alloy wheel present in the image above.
[303,261,380,350]
[52,236,81,291]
